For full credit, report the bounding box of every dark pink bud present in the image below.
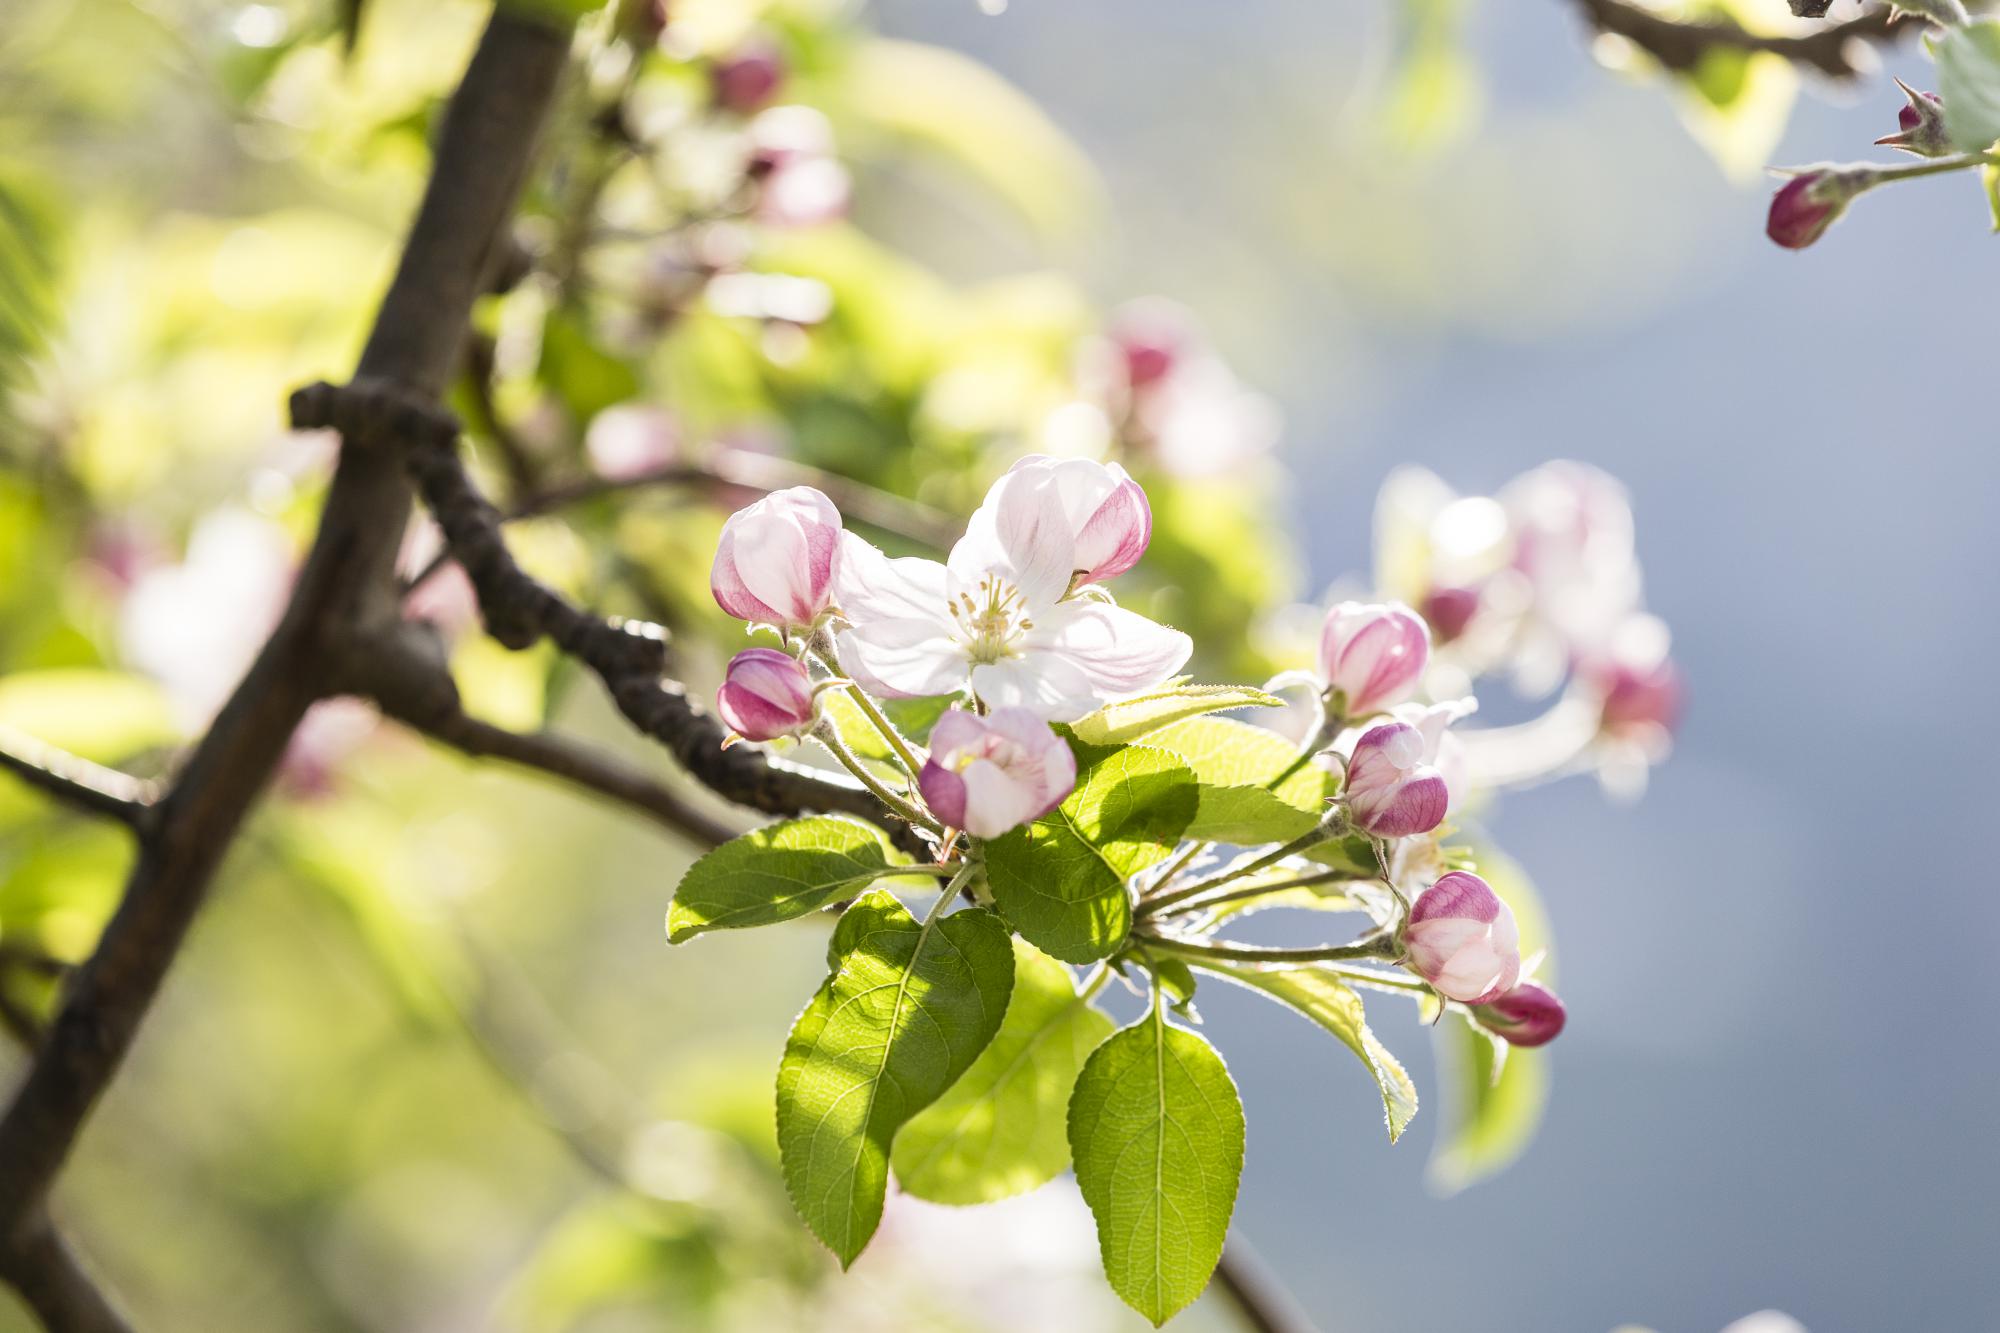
[1473,982,1567,1048]
[1343,721,1450,838]
[716,648,816,741]
[1595,656,1683,738]
[1421,586,1481,644]
[1765,168,1876,251]
[711,41,785,114]
[1403,871,1521,1004]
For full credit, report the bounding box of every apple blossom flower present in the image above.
[1594,653,1682,739]
[716,648,817,741]
[1401,871,1521,1004]
[1388,696,1476,813]
[833,461,1190,721]
[1472,982,1566,1048]
[710,485,843,630]
[917,707,1077,838]
[1106,298,1193,391]
[711,40,785,114]
[1317,601,1429,718]
[1343,721,1449,838]
[746,107,850,228]
[1420,585,1481,644]
[993,454,1152,586]
[1875,80,1948,158]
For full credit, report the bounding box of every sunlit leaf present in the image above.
[1937,20,2000,153]
[1069,683,1283,747]
[777,891,1013,1264]
[892,938,1113,1204]
[1144,715,1334,845]
[666,816,917,942]
[1068,1005,1244,1326]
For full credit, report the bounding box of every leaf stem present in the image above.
[1136,931,1399,967]
[811,642,926,777]
[1151,868,1373,920]
[813,723,941,833]
[1140,817,1348,917]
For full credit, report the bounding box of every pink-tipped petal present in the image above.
[1403,871,1521,1004]
[917,707,1076,838]
[711,487,843,628]
[716,648,816,741]
[1318,601,1430,716]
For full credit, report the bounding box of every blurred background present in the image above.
[2,0,1994,1330]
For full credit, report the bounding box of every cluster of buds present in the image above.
[709,455,1186,837]
[1369,460,1680,794]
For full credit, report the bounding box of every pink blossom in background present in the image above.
[585,403,680,481]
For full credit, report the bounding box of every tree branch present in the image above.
[1214,1238,1319,1333]
[0,12,576,1322]
[293,380,922,847]
[1570,0,1908,80]
[0,1212,132,1333]
[0,727,156,830]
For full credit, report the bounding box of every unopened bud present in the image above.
[1473,982,1567,1048]
[717,648,816,741]
[1874,80,1950,158]
[1765,167,1877,251]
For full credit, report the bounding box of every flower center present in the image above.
[953,574,1034,666]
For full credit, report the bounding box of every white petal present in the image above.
[836,621,968,699]
[834,532,950,626]
[970,656,1100,722]
[950,466,1075,609]
[1031,601,1191,702]
[959,759,1042,838]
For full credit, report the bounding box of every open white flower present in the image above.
[833,458,1190,721]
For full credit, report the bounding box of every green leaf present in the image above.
[1190,961,1418,1142]
[1067,1005,1245,1326]
[1068,684,1283,747]
[1145,716,1335,845]
[777,891,1014,1264]
[666,817,917,943]
[1938,21,2000,152]
[1427,1017,1547,1195]
[892,939,1114,1204]
[1982,163,2000,233]
[984,742,1198,964]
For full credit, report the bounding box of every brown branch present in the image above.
[294,380,920,848]
[1214,1238,1320,1333]
[0,12,576,1325]
[0,727,157,830]
[1570,0,1908,80]
[0,1212,132,1333]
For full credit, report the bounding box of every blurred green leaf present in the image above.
[984,740,1197,964]
[892,938,1113,1204]
[777,890,1013,1264]
[1068,1006,1243,1326]
[0,669,178,758]
[667,815,919,943]
[1427,1016,1547,1195]
[1937,21,2000,152]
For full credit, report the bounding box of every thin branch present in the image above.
[294,381,926,850]
[1570,0,1908,80]
[0,12,577,1318]
[0,727,157,830]
[1214,1237,1320,1333]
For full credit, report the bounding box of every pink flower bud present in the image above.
[1421,586,1481,644]
[1473,982,1566,1048]
[1875,79,1949,158]
[716,648,816,741]
[1402,871,1521,1004]
[1317,601,1430,717]
[990,455,1153,585]
[711,41,785,114]
[1595,654,1683,738]
[1107,299,1194,392]
[1765,168,1877,251]
[710,485,843,629]
[917,707,1078,839]
[1343,721,1449,838]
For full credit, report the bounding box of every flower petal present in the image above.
[1031,600,1191,702]
[950,465,1077,609]
[836,620,967,699]
[969,655,1100,722]
[833,532,950,626]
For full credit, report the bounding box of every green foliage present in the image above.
[776,890,1014,1265]
[666,816,920,943]
[0,669,178,758]
[1067,1003,1245,1327]
[1427,1017,1548,1196]
[892,939,1113,1204]
[1936,21,2000,153]
[1068,682,1283,747]
[1144,715,1336,845]
[984,740,1198,964]
[1192,960,1419,1142]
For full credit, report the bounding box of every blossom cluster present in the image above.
[706,455,1591,1044]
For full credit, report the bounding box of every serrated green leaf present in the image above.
[778,891,1014,1264]
[1191,960,1418,1142]
[1939,21,2000,152]
[984,742,1198,964]
[1067,1004,1244,1326]
[893,939,1114,1204]
[1068,684,1283,747]
[1145,716,1335,845]
[666,816,916,943]
[1427,1016,1547,1195]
